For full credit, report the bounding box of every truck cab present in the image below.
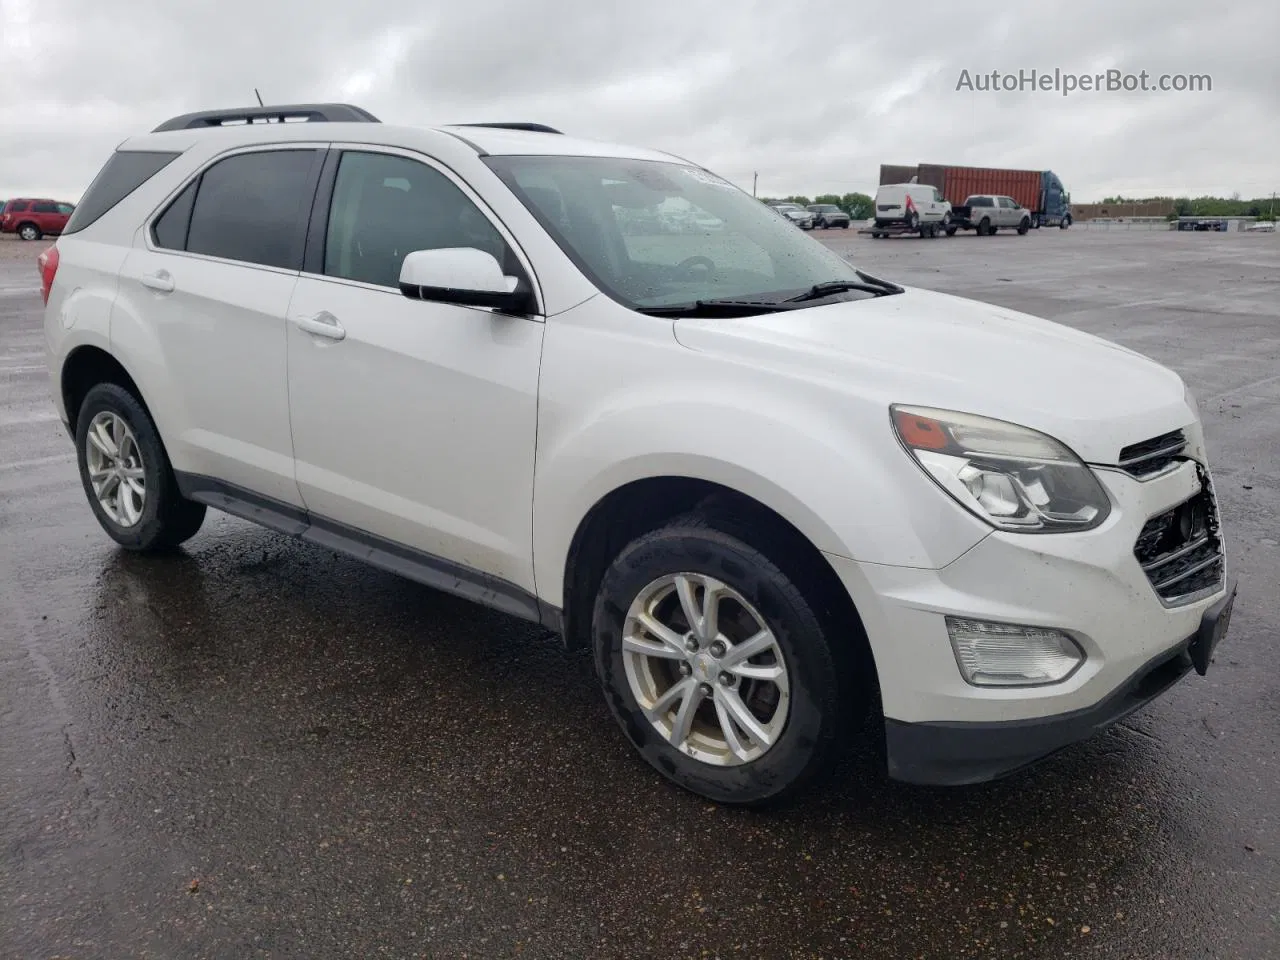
[1039,170,1072,228]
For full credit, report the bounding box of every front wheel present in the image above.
[1060,215,1072,229]
[76,383,207,551]
[592,517,849,805]
[1017,217,1030,235]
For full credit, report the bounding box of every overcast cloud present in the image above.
[2,0,1277,202]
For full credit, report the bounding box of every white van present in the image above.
[872,183,953,238]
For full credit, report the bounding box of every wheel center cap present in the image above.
[692,653,717,682]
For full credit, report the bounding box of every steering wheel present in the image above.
[676,255,716,278]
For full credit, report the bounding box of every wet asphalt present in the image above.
[1,228,1277,960]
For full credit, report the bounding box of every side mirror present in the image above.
[398,248,533,314]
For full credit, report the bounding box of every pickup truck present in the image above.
[948,195,1034,236]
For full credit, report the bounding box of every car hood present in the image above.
[671,286,1194,464]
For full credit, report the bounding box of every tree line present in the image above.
[1103,194,1278,220]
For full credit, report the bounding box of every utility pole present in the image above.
[753,172,758,197]
[254,88,265,106]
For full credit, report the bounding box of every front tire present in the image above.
[1017,217,1030,235]
[1060,215,1072,229]
[76,383,206,551]
[592,517,847,806]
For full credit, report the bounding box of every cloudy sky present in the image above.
[2,0,1277,203]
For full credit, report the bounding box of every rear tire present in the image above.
[75,383,206,552]
[592,516,850,806]
[17,223,41,241]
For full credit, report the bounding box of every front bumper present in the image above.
[885,581,1235,784]
[823,457,1233,783]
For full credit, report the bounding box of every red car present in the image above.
[1,198,75,241]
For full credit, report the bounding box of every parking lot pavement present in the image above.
[2,230,1278,959]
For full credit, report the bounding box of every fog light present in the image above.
[945,617,1084,687]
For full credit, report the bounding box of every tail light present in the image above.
[37,244,59,305]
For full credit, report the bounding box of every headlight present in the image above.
[891,405,1111,533]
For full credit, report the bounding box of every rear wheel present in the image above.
[592,517,850,805]
[978,217,992,236]
[76,383,206,551]
[907,211,920,233]
[17,223,41,241]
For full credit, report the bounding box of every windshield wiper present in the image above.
[636,298,799,317]
[782,275,905,303]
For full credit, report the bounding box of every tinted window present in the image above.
[62,150,180,234]
[33,201,59,213]
[186,150,319,270]
[998,197,1014,209]
[324,151,510,288]
[57,203,74,215]
[152,180,198,251]
[7,200,29,212]
[970,197,993,207]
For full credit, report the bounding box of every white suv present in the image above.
[41,103,1236,805]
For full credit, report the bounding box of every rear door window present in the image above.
[62,150,181,234]
[33,201,59,213]
[181,149,321,270]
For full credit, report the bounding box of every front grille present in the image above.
[1134,469,1224,604]
[1118,429,1187,478]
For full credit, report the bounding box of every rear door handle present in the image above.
[294,311,346,341]
[140,270,175,293]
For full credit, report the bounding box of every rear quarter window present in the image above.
[62,150,182,235]
[6,200,30,213]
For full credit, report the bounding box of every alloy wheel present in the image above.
[621,572,790,766]
[85,411,147,527]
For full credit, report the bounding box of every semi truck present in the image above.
[879,164,1072,228]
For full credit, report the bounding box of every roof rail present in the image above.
[152,103,380,133]
[452,122,563,135]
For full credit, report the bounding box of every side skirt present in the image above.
[175,472,563,632]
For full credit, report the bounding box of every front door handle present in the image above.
[294,311,346,341]
[140,270,174,293]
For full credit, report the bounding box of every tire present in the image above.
[592,515,849,806]
[1060,215,1072,229]
[1017,217,1030,235]
[75,382,206,551]
[840,222,849,229]
[907,211,920,233]
[17,223,41,241]
[977,217,992,236]
[945,227,957,237]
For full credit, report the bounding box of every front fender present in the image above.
[533,388,991,606]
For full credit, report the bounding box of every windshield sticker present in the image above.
[681,167,738,190]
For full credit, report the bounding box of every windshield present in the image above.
[485,156,867,310]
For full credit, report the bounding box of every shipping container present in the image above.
[878,164,918,187]
[937,167,1043,210]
